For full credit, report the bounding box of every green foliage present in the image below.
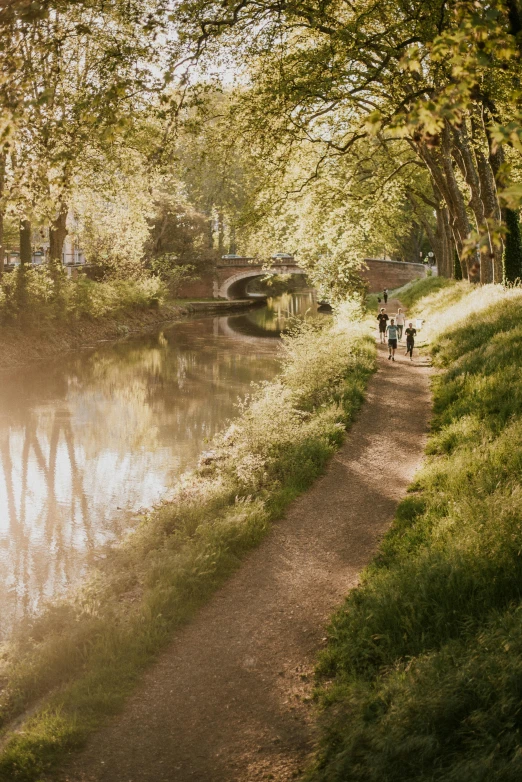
[238,134,438,296]
[502,208,522,283]
[171,0,522,283]
[247,273,308,296]
[308,279,522,782]
[0,304,376,781]
[148,255,198,294]
[0,267,165,325]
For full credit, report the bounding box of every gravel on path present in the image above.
[55,300,432,782]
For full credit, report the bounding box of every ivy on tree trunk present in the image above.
[454,250,463,280]
[502,208,522,284]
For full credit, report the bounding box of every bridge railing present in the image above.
[216,259,296,268]
[216,259,262,268]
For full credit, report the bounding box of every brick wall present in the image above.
[176,276,216,299]
[362,259,428,293]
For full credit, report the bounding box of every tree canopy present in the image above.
[2,0,522,295]
[168,0,522,288]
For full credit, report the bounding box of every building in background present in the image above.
[4,215,86,274]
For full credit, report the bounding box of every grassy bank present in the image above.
[0,301,375,781]
[0,268,185,370]
[0,301,190,370]
[309,278,522,782]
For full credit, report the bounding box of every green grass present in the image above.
[366,276,452,316]
[307,279,522,782]
[389,275,454,310]
[0,303,376,781]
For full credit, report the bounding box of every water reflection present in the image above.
[0,293,320,637]
[225,290,321,338]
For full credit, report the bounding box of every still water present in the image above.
[0,292,320,637]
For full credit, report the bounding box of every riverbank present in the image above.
[308,278,522,782]
[0,298,258,370]
[0,300,375,781]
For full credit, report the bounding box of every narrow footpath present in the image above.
[55,300,432,782]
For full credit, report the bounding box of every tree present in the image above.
[170,0,522,285]
[1,0,162,266]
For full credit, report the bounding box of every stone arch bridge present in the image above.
[177,257,431,301]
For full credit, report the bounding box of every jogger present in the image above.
[405,322,417,360]
[377,308,388,344]
[395,308,405,340]
[386,319,398,361]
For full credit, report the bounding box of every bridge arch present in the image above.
[218,265,306,300]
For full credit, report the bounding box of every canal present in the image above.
[0,291,321,637]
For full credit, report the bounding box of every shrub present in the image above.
[0,267,166,324]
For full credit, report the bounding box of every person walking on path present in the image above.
[395,308,405,340]
[383,288,388,304]
[405,322,417,360]
[386,318,398,361]
[377,308,388,344]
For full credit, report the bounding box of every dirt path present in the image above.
[55,300,432,782]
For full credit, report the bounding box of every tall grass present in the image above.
[308,279,522,782]
[0,301,375,782]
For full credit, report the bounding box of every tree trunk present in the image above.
[435,206,454,278]
[470,111,503,282]
[415,137,472,280]
[206,208,214,250]
[19,220,32,265]
[454,249,463,280]
[405,180,454,278]
[217,211,225,254]
[450,120,494,283]
[426,179,454,278]
[49,205,68,265]
[229,224,236,255]
[481,102,519,284]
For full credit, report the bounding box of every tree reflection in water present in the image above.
[0,311,283,638]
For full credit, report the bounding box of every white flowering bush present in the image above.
[208,305,375,493]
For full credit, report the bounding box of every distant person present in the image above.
[383,288,388,304]
[405,322,417,360]
[377,308,388,344]
[386,319,398,360]
[395,307,405,340]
